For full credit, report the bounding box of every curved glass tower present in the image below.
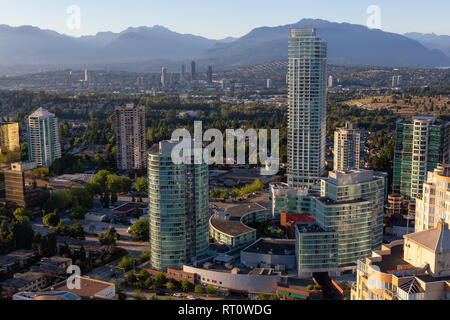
[148,140,209,271]
[287,28,327,188]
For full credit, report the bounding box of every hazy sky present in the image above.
[0,0,448,39]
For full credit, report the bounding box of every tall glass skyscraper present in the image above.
[26,107,61,167]
[287,28,328,188]
[393,116,450,199]
[148,140,209,272]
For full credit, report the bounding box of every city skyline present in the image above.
[0,0,449,39]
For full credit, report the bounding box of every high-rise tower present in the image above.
[334,122,365,172]
[148,140,209,271]
[115,104,147,170]
[27,108,61,167]
[287,28,327,188]
[190,60,196,81]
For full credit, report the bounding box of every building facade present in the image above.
[26,108,61,167]
[161,67,168,88]
[190,60,196,81]
[271,170,385,276]
[333,122,365,172]
[393,116,450,200]
[115,104,147,170]
[320,170,386,259]
[415,165,450,232]
[295,223,338,278]
[206,65,213,85]
[148,140,209,271]
[0,122,20,156]
[4,162,50,210]
[352,221,450,300]
[287,28,327,188]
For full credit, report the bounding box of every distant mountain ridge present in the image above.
[0,19,448,74]
[404,32,450,57]
[197,19,450,68]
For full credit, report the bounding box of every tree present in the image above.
[155,273,167,286]
[118,257,135,272]
[126,272,137,284]
[129,219,149,241]
[98,227,119,245]
[140,250,150,263]
[70,206,86,221]
[206,285,217,295]
[135,177,148,194]
[55,220,70,237]
[32,232,57,257]
[166,282,175,291]
[194,285,204,294]
[256,293,269,300]
[0,207,12,221]
[70,222,86,239]
[9,216,34,250]
[181,279,192,292]
[138,270,150,282]
[43,211,61,227]
[13,208,32,221]
[92,170,110,189]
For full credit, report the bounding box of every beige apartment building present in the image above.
[416,165,450,232]
[114,103,147,170]
[0,122,20,160]
[352,221,450,300]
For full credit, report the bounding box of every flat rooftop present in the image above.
[278,277,316,291]
[51,277,113,300]
[243,239,295,256]
[296,223,330,234]
[227,203,266,218]
[210,203,266,237]
[372,243,415,273]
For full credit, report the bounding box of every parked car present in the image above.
[173,293,183,298]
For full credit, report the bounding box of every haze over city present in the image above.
[0,0,449,38]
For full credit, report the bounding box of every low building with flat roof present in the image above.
[276,277,324,300]
[209,203,267,248]
[241,238,296,270]
[49,276,116,300]
[183,261,282,296]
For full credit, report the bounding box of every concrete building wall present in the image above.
[183,266,280,294]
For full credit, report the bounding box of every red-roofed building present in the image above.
[280,211,315,238]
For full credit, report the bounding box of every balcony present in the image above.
[397,288,425,300]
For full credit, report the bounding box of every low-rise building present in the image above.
[13,271,50,291]
[49,276,116,300]
[276,277,323,300]
[0,249,37,278]
[240,238,296,271]
[183,262,282,296]
[209,203,267,248]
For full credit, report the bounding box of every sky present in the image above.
[0,0,448,39]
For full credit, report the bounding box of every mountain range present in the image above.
[404,32,450,57]
[0,19,448,74]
